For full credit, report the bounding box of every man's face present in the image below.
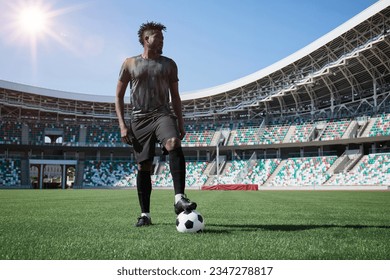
[145,30,164,54]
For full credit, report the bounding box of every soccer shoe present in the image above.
[135,216,152,227]
[174,195,197,215]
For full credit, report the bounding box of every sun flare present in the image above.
[18,6,48,35]
[1,0,85,58]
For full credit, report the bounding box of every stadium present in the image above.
[1,1,390,191]
[1,1,390,263]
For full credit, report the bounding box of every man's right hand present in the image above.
[120,127,132,144]
[121,127,143,153]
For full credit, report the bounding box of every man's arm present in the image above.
[170,81,186,140]
[115,80,130,142]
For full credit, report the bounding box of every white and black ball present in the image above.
[176,210,205,233]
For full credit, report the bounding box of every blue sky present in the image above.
[0,0,379,96]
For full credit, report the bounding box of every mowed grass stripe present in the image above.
[0,190,389,259]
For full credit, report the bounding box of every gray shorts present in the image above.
[131,114,179,163]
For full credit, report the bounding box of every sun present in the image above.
[1,0,86,64]
[18,6,48,35]
[3,1,57,46]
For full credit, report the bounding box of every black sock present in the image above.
[169,147,186,195]
[136,170,152,213]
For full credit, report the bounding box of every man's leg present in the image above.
[165,137,197,214]
[135,160,153,227]
[165,137,185,195]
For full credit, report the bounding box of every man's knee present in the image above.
[138,161,153,172]
[164,137,181,152]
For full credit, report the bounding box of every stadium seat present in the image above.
[368,113,390,137]
[83,160,138,187]
[320,120,350,141]
[0,121,22,144]
[326,153,390,186]
[0,159,21,186]
[267,156,337,186]
[152,161,209,188]
[288,123,315,142]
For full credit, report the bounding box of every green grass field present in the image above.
[0,189,389,260]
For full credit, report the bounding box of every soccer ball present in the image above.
[176,210,205,233]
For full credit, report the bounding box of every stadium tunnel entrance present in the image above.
[29,159,77,189]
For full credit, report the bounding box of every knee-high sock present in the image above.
[169,147,186,195]
[136,170,152,213]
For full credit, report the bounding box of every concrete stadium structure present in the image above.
[1,0,390,190]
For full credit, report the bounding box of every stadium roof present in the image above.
[182,0,390,100]
[0,79,115,103]
[1,0,388,103]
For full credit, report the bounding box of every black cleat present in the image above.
[174,195,197,215]
[135,216,152,227]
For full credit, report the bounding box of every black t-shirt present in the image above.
[118,55,179,119]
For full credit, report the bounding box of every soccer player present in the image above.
[115,21,197,227]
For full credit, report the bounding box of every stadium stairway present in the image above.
[326,154,348,175]
[262,159,286,187]
[314,122,327,141]
[325,150,363,185]
[282,125,296,143]
[343,152,363,172]
[204,175,215,186]
[360,117,377,137]
[209,130,222,146]
[342,120,358,139]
